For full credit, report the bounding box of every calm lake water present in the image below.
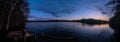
[26,22,114,42]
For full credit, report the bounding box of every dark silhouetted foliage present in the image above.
[108,0,120,31]
[108,0,120,42]
[0,0,36,42]
[0,0,29,31]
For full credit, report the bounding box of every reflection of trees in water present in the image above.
[0,0,35,42]
[81,23,108,27]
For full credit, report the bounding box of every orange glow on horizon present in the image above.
[94,18,109,21]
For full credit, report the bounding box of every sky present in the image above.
[28,0,110,21]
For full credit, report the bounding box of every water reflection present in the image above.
[26,22,114,42]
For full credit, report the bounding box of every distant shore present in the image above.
[27,19,109,24]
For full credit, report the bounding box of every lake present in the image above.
[26,22,114,42]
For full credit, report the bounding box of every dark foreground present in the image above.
[0,29,35,42]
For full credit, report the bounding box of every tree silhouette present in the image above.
[106,0,120,30]
[107,0,120,42]
[0,0,32,42]
[0,0,29,31]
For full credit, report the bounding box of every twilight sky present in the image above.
[28,0,110,21]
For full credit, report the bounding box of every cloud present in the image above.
[29,0,110,17]
[29,0,83,16]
